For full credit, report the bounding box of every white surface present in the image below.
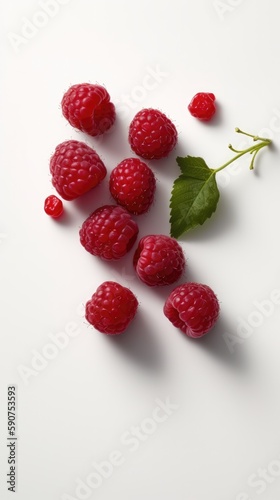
[1,1,280,499]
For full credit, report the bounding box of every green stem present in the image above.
[214,132,271,174]
[235,127,271,143]
[249,149,259,170]
[228,144,245,153]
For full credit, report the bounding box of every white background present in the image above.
[1,1,280,499]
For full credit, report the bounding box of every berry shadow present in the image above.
[152,264,200,304]
[72,179,112,217]
[83,246,137,285]
[86,115,131,163]
[104,309,166,372]
[133,182,171,236]
[145,141,186,184]
[200,101,222,128]
[178,313,251,373]
[47,208,73,227]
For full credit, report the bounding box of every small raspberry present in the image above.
[133,234,185,286]
[44,195,64,218]
[85,281,138,334]
[109,158,156,215]
[128,108,178,160]
[164,282,219,338]
[50,140,106,201]
[80,205,139,260]
[61,83,116,136]
[188,92,216,121]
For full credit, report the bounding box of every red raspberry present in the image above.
[50,140,106,201]
[188,92,216,121]
[164,282,219,338]
[133,234,185,286]
[44,195,63,218]
[128,108,178,160]
[79,205,139,260]
[61,83,116,136]
[109,158,156,215]
[85,281,138,334]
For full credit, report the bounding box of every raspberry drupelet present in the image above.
[164,282,219,338]
[79,205,139,261]
[85,281,138,334]
[129,108,177,160]
[133,234,185,286]
[61,83,116,136]
[109,158,156,215]
[50,140,107,201]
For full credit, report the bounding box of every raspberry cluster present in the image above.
[45,82,219,337]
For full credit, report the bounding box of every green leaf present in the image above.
[176,156,211,178]
[170,156,220,238]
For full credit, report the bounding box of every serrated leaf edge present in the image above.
[169,170,220,238]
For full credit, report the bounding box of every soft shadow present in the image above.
[87,115,129,159]
[203,100,222,128]
[182,314,250,373]
[133,181,171,236]
[51,209,73,227]
[146,140,188,183]
[72,179,111,216]
[153,264,199,304]
[105,310,165,372]
[106,256,138,286]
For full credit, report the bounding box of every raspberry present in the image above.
[61,83,116,136]
[79,205,139,260]
[164,282,219,338]
[188,92,216,121]
[109,158,156,215]
[133,234,185,286]
[50,140,106,201]
[44,195,63,218]
[128,108,178,160]
[85,281,138,334]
